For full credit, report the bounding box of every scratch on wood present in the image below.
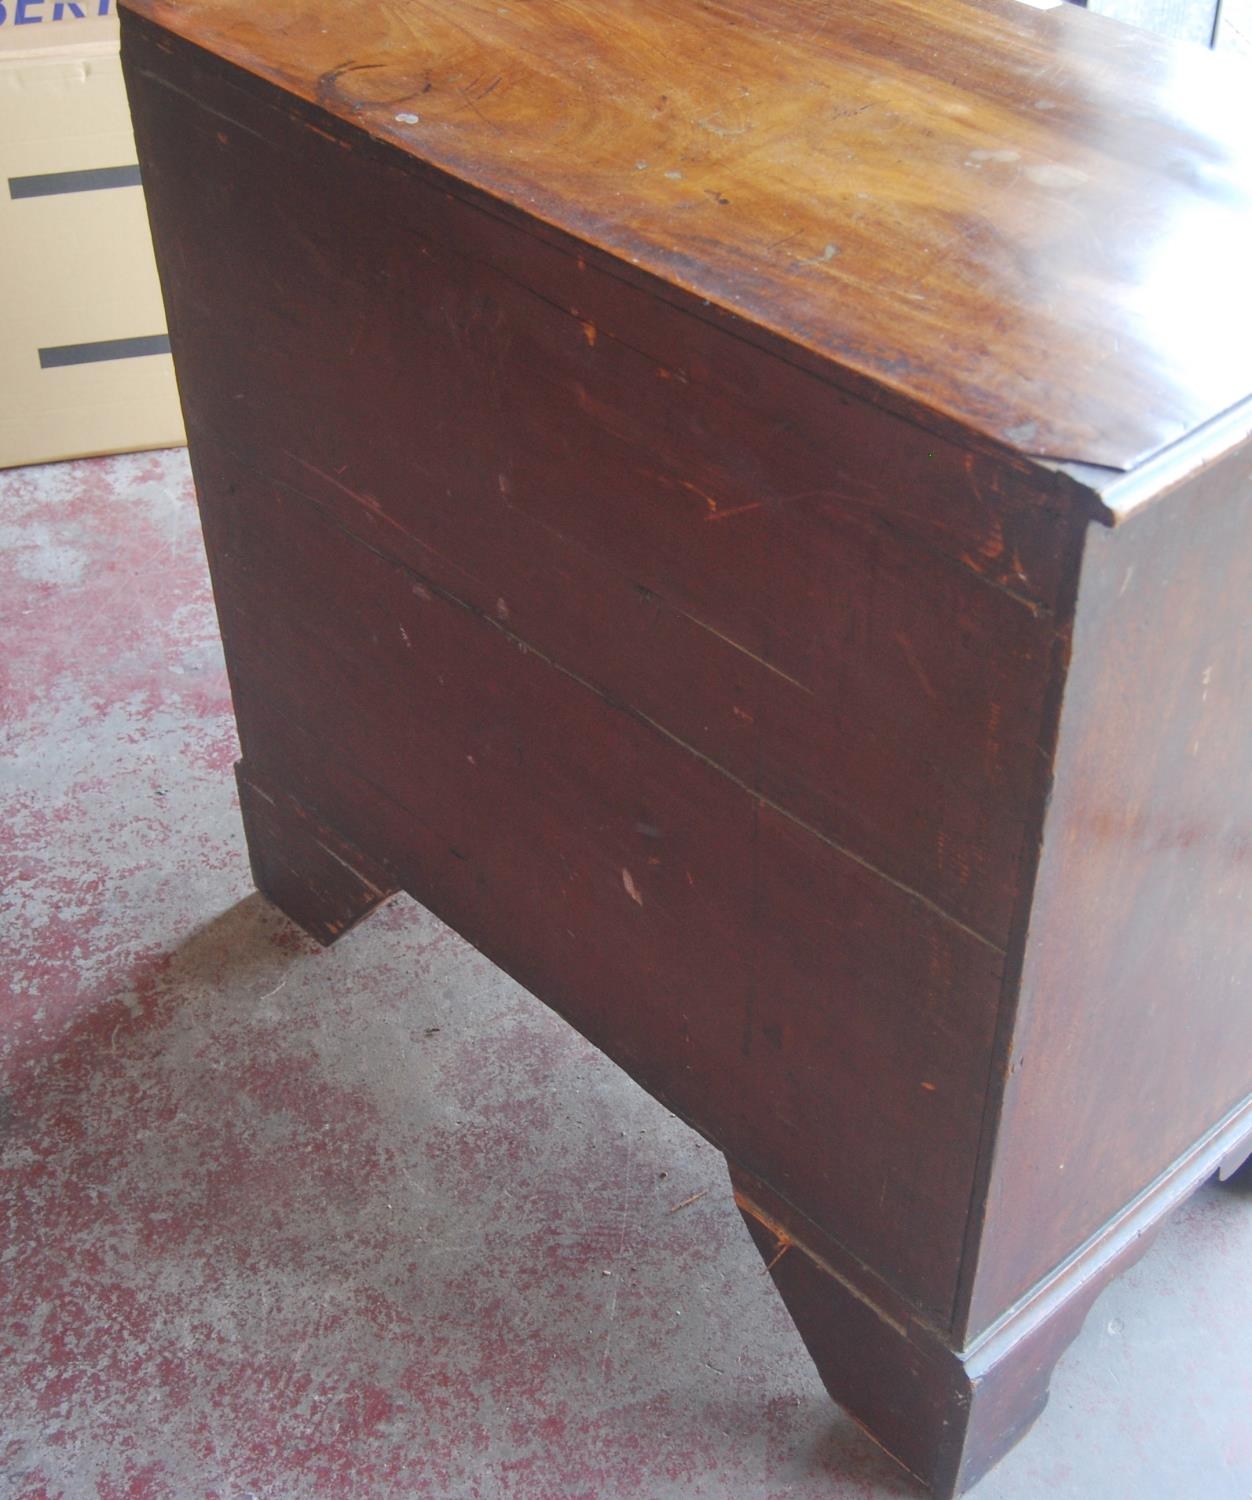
[732,1188,908,1336]
[704,499,767,522]
[765,1237,792,1272]
[699,486,856,526]
[894,631,938,700]
[664,603,815,696]
[312,837,390,899]
[677,477,720,513]
[277,451,489,594]
[696,112,751,138]
[457,82,504,133]
[285,451,385,509]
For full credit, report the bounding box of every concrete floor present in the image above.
[2,447,1251,1500]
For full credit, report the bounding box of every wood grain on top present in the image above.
[119,0,1252,469]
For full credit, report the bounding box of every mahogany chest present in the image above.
[119,0,1252,1490]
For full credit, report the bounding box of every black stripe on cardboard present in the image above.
[9,165,143,200]
[39,335,172,369]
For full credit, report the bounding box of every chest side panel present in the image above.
[124,23,1080,1322]
[968,438,1252,1332]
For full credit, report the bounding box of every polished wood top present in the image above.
[120,0,1252,470]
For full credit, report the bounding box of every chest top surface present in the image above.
[120,0,1252,473]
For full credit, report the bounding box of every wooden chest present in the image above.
[119,0,1252,1491]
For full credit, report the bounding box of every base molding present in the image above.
[964,1090,1252,1343]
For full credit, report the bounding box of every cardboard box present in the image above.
[1,0,184,469]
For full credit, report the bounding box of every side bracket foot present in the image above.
[729,1165,1123,1498]
[235,763,398,946]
